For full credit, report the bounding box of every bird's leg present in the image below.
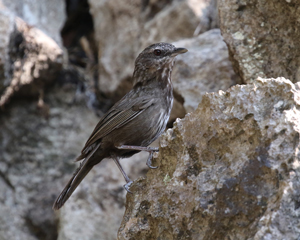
[113,157,133,193]
[117,145,159,169]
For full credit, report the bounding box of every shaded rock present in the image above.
[168,96,187,128]
[0,2,223,239]
[118,77,300,239]
[140,0,200,46]
[57,152,149,240]
[172,29,239,113]
[219,0,300,83]
[0,83,99,240]
[87,0,142,100]
[1,0,65,45]
[0,16,63,108]
[188,0,219,36]
[0,74,152,240]
[0,7,15,93]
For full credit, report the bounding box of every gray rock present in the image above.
[0,7,15,93]
[0,83,100,240]
[219,0,300,83]
[0,2,224,239]
[0,68,151,240]
[172,29,240,113]
[118,77,300,239]
[1,0,65,45]
[193,0,219,35]
[0,16,63,108]
[6,1,300,239]
[57,152,149,240]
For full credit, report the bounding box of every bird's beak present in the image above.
[171,47,188,57]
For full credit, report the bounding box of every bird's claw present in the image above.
[147,163,158,169]
[123,181,133,193]
[152,147,159,152]
[146,151,158,169]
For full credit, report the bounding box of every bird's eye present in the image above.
[153,49,162,56]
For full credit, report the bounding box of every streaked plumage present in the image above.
[53,43,187,210]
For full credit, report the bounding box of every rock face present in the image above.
[118,77,300,240]
[172,29,239,113]
[0,1,230,239]
[219,0,300,84]
[0,83,99,240]
[0,73,150,240]
[56,151,149,240]
[0,14,63,108]
[4,0,299,239]
[1,0,65,45]
[0,7,14,91]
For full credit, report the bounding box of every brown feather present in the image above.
[81,97,154,154]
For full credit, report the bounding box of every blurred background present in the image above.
[0,0,239,239]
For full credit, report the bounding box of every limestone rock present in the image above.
[118,77,300,239]
[172,29,239,113]
[219,0,300,83]
[57,152,149,240]
[1,0,65,45]
[0,2,223,239]
[0,75,151,240]
[188,0,219,36]
[0,16,63,108]
[0,7,64,240]
[0,7,15,93]
[140,0,200,46]
[0,83,99,240]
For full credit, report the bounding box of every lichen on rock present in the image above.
[219,0,300,84]
[118,77,300,240]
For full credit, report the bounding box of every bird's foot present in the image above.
[123,181,133,193]
[116,145,159,169]
[146,151,158,169]
[150,147,159,152]
[117,145,159,152]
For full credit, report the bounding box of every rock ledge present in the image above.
[118,77,300,240]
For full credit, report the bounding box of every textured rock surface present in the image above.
[57,152,149,240]
[172,29,239,112]
[1,0,65,45]
[0,7,15,92]
[219,0,300,84]
[88,0,219,99]
[118,77,300,239]
[0,1,225,239]
[0,80,150,240]
[0,16,63,108]
[5,0,300,239]
[0,83,99,240]
[187,0,219,36]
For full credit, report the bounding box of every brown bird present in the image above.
[53,43,187,210]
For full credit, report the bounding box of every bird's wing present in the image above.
[81,96,154,154]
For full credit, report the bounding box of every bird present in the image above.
[53,42,188,210]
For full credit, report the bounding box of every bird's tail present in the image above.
[53,143,101,210]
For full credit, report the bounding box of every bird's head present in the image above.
[133,43,187,85]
